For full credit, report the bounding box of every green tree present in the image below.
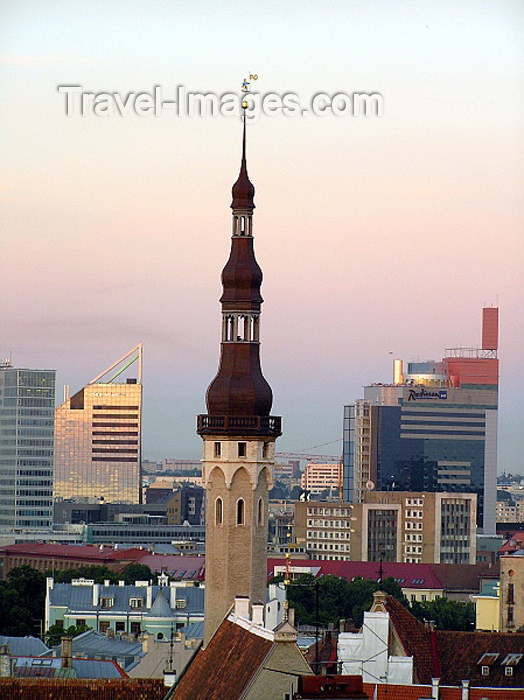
[45,623,91,647]
[120,563,153,585]
[0,565,46,637]
[276,573,408,628]
[410,597,475,631]
[48,565,119,585]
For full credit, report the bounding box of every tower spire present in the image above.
[231,111,255,211]
[197,116,281,646]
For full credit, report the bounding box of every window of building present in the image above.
[176,599,187,609]
[76,619,86,627]
[99,621,110,633]
[116,622,125,633]
[263,442,269,459]
[100,597,113,609]
[238,442,246,458]
[236,498,245,525]
[130,598,142,609]
[215,497,223,525]
[258,497,264,526]
[508,583,514,604]
[214,442,221,458]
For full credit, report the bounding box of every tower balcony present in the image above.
[197,414,282,437]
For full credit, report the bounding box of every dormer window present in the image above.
[100,597,113,609]
[130,598,142,609]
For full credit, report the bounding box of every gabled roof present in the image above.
[380,593,524,688]
[382,594,437,684]
[172,619,273,699]
[0,635,49,657]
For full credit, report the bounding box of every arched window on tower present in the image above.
[257,497,264,526]
[215,497,223,525]
[236,498,245,525]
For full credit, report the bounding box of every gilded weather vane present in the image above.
[241,73,258,93]
[241,74,258,111]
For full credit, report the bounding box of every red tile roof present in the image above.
[172,620,273,699]
[268,559,444,590]
[383,594,436,684]
[363,683,524,699]
[500,533,524,553]
[436,630,524,687]
[0,543,132,562]
[382,594,524,689]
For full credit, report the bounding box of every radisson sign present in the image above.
[407,388,448,402]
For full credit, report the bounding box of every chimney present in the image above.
[461,680,470,700]
[339,618,346,633]
[252,603,264,626]
[104,579,110,587]
[61,636,73,669]
[118,580,125,587]
[170,581,177,609]
[92,583,99,607]
[0,645,11,678]
[140,633,149,654]
[146,584,153,609]
[431,677,440,699]
[234,597,250,619]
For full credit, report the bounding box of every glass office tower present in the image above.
[343,308,499,533]
[0,361,56,528]
[54,345,142,504]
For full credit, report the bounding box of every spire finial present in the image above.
[231,99,255,210]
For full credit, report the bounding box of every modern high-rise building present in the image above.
[343,308,499,533]
[197,117,281,645]
[54,345,142,504]
[295,491,477,564]
[0,360,56,529]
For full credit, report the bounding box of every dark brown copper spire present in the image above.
[197,117,281,438]
[231,116,255,210]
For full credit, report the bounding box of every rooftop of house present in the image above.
[0,635,49,657]
[380,593,524,687]
[267,558,486,591]
[12,656,126,679]
[172,619,272,699]
[48,581,204,617]
[0,542,144,562]
[45,630,143,665]
[0,677,166,699]
[171,598,310,699]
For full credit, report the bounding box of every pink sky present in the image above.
[1,1,523,469]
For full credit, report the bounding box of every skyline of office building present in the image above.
[343,308,499,533]
[54,345,143,504]
[0,360,56,529]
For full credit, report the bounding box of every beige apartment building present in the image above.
[499,554,524,633]
[300,462,342,495]
[295,491,477,564]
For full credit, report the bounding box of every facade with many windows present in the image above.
[0,361,56,529]
[295,491,476,564]
[54,346,142,504]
